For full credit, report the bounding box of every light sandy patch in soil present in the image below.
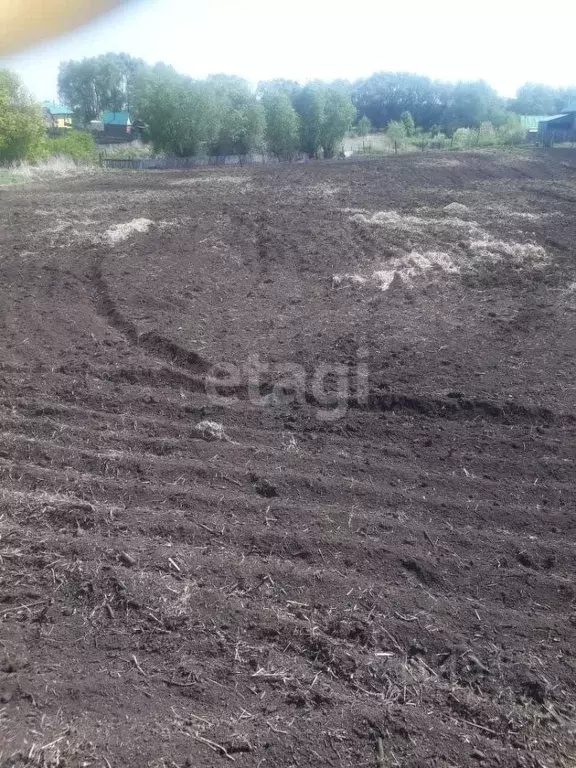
[104,218,154,245]
[169,175,251,186]
[335,250,459,292]
[443,202,470,215]
[340,208,550,291]
[468,239,548,264]
[351,209,480,236]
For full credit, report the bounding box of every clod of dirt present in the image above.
[520,677,547,703]
[516,550,538,569]
[466,653,490,676]
[1,654,27,674]
[402,557,439,585]
[408,641,427,658]
[253,478,279,498]
[223,736,252,754]
[195,420,227,441]
[332,273,368,288]
[119,551,136,567]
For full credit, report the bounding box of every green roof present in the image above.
[42,101,74,116]
[103,111,131,126]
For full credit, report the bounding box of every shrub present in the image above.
[45,130,97,162]
[356,116,372,136]
[497,115,526,146]
[100,140,152,160]
[387,120,407,152]
[478,121,497,146]
[400,110,415,137]
[428,132,450,149]
[0,70,46,163]
[452,127,474,148]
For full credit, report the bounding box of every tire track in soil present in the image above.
[91,250,209,375]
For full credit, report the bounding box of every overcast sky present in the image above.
[2,0,575,100]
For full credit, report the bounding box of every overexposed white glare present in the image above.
[3,0,576,99]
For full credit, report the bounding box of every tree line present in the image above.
[55,54,576,159]
[58,55,356,159]
[3,52,576,165]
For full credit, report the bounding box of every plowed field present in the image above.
[1,151,575,768]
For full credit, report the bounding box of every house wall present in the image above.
[104,124,131,138]
[538,112,576,145]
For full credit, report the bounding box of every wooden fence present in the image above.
[100,153,300,170]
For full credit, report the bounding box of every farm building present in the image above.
[102,111,132,139]
[42,101,74,129]
[538,107,576,145]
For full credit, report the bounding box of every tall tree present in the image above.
[207,75,265,155]
[0,70,45,162]
[386,120,407,153]
[58,53,147,123]
[509,82,557,115]
[320,86,356,158]
[262,91,300,160]
[132,64,218,157]
[400,110,415,136]
[294,82,326,158]
[556,87,576,111]
[356,115,372,136]
[212,102,265,156]
[352,72,445,130]
[257,79,301,105]
[441,80,505,133]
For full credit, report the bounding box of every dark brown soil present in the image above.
[0,150,575,768]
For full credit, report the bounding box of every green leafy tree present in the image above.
[207,75,265,155]
[58,53,147,123]
[452,127,474,148]
[441,81,504,133]
[294,82,355,158]
[352,72,445,130]
[400,110,415,136]
[386,120,407,153]
[428,131,450,149]
[257,79,301,105]
[497,114,525,145]
[356,115,372,136]
[510,83,557,115]
[0,70,46,163]
[294,82,325,158]
[132,65,218,157]
[556,87,576,111]
[262,91,300,160]
[213,103,265,155]
[477,121,496,146]
[321,86,356,158]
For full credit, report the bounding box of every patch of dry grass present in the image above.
[5,157,98,184]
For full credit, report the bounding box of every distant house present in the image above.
[42,101,74,129]
[538,107,576,146]
[103,111,132,139]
